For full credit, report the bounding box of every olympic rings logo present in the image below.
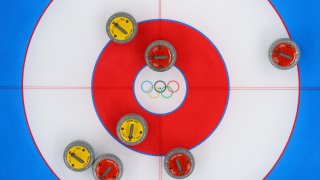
[140,80,180,99]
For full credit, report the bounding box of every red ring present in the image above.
[167,80,180,93]
[92,20,229,155]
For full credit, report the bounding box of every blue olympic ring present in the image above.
[141,80,153,93]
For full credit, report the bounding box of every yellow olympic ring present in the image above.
[147,86,160,99]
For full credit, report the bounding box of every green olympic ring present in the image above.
[160,86,174,99]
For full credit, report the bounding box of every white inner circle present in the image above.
[134,66,187,114]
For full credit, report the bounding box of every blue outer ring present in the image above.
[1,0,319,179]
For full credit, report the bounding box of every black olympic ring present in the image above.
[154,80,167,93]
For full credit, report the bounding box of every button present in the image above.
[116,113,148,146]
[145,40,177,72]
[269,38,300,70]
[164,148,195,179]
[63,140,94,171]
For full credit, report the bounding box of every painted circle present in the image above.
[92,20,229,155]
[164,148,195,179]
[106,12,137,44]
[63,140,94,172]
[145,40,176,72]
[116,114,148,146]
[134,66,187,114]
[22,1,300,179]
[269,38,300,69]
[92,154,123,180]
